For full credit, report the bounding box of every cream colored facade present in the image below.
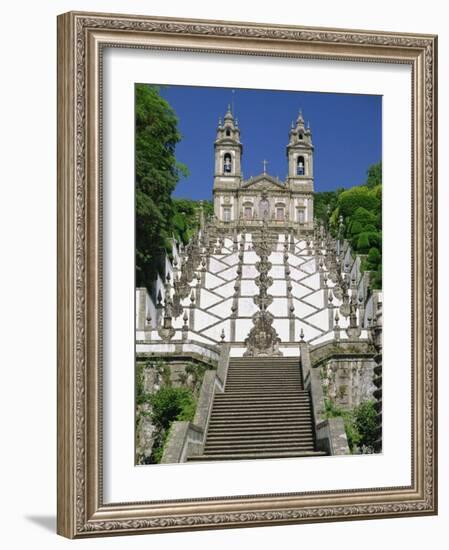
[213,107,315,232]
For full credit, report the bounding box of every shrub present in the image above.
[349,220,363,236]
[356,232,371,253]
[150,386,196,430]
[351,206,378,226]
[338,186,380,219]
[363,223,377,233]
[148,386,196,463]
[324,399,378,453]
[364,247,381,271]
[353,400,378,450]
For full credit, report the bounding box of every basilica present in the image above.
[213,106,314,232]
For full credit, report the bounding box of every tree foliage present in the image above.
[135,84,214,288]
[314,162,382,289]
[324,399,378,453]
[135,84,188,287]
[172,198,213,245]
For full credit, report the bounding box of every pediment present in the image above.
[242,174,286,192]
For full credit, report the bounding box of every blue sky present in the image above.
[154,85,381,200]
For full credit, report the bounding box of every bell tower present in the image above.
[286,110,314,227]
[213,105,243,222]
[287,110,314,185]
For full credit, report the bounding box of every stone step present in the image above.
[227,370,301,375]
[209,409,312,425]
[207,427,314,436]
[206,434,314,443]
[213,397,310,405]
[210,404,312,412]
[223,388,303,392]
[224,383,303,388]
[225,376,302,382]
[211,405,311,414]
[226,378,302,382]
[207,419,312,428]
[227,371,302,375]
[226,370,302,375]
[223,392,305,397]
[204,443,315,453]
[230,358,300,361]
[187,450,327,461]
[214,394,309,401]
[227,368,301,373]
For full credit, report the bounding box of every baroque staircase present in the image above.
[188,356,326,461]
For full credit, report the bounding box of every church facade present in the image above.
[213,106,314,233]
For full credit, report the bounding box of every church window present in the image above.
[223,207,231,222]
[297,208,305,224]
[298,133,303,140]
[244,206,252,220]
[276,207,285,221]
[223,153,232,174]
[226,128,231,137]
[297,156,305,175]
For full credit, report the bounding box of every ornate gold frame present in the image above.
[57,11,438,538]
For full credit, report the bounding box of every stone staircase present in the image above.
[188,356,326,461]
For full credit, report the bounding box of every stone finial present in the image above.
[300,327,305,341]
[328,289,334,304]
[334,311,341,341]
[156,289,163,307]
[190,290,196,305]
[183,310,188,327]
[220,328,225,343]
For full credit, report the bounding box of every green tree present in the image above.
[366,162,382,189]
[338,186,380,219]
[135,84,188,288]
[149,386,196,463]
[319,162,383,289]
[171,198,214,245]
[353,400,378,450]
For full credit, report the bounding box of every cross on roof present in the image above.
[262,159,268,174]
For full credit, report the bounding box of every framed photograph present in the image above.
[57,11,438,538]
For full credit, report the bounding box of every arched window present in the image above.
[276,207,285,221]
[223,207,231,222]
[298,133,303,140]
[223,153,232,174]
[297,156,305,176]
[226,128,231,137]
[243,202,253,220]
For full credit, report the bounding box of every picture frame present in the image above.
[57,11,438,538]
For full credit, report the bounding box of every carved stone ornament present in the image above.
[244,309,282,357]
